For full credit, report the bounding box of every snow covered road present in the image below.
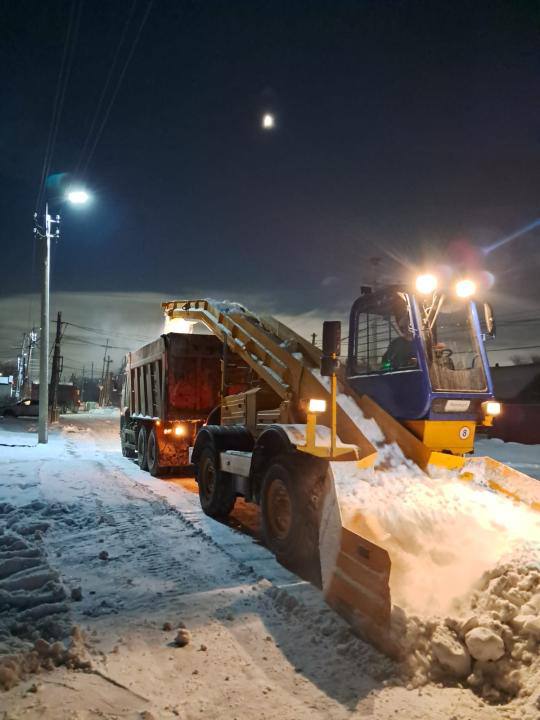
[0,410,539,719]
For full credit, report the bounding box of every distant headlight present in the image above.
[455,279,476,298]
[415,273,438,294]
[174,424,186,437]
[484,401,501,416]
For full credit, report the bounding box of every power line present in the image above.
[62,321,153,342]
[82,0,154,177]
[35,0,83,211]
[74,0,138,176]
[62,336,132,351]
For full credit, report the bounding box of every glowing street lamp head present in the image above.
[262,113,275,130]
[415,273,438,294]
[455,278,476,298]
[66,189,90,205]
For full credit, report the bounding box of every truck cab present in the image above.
[346,283,497,454]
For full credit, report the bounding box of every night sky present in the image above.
[1,1,539,369]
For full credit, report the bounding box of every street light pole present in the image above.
[35,187,90,443]
[38,205,50,443]
[36,204,60,444]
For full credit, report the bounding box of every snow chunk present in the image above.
[431,626,471,678]
[465,626,505,662]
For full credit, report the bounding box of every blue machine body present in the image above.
[346,287,494,422]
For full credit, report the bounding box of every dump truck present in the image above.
[122,281,540,655]
[120,333,222,474]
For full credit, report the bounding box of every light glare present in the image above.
[174,425,185,437]
[455,279,476,298]
[163,317,195,334]
[67,189,90,205]
[415,273,438,294]
[485,401,501,416]
[308,398,327,413]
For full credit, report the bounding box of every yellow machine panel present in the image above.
[404,420,476,455]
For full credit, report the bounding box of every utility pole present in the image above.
[81,365,85,403]
[91,361,94,380]
[33,186,90,442]
[49,311,63,422]
[35,204,59,443]
[20,328,38,399]
[101,340,109,383]
[311,333,317,346]
[103,355,113,406]
[16,333,27,399]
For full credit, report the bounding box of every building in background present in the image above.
[490,363,540,444]
[0,375,14,405]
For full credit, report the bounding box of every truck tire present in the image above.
[120,415,136,458]
[261,454,325,585]
[137,425,149,471]
[147,427,164,477]
[197,446,236,518]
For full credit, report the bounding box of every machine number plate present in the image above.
[445,399,471,412]
[459,426,471,440]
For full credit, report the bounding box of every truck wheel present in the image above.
[261,455,325,584]
[120,415,136,458]
[147,428,164,477]
[137,426,149,470]
[197,446,236,518]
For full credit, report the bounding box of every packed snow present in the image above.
[1,410,540,718]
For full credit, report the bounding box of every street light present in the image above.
[66,189,90,205]
[35,188,91,444]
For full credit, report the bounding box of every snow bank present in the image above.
[0,500,90,689]
[327,405,540,703]
[333,456,540,617]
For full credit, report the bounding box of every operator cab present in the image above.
[346,285,495,425]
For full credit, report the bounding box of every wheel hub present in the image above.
[202,458,216,499]
[267,477,292,541]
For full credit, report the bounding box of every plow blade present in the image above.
[319,461,400,658]
[318,454,540,659]
[459,456,540,511]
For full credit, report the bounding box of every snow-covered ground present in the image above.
[0,410,539,719]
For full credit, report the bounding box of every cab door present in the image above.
[346,289,431,419]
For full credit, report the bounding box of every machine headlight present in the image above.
[455,279,476,298]
[415,273,438,294]
[484,401,501,416]
[308,399,327,413]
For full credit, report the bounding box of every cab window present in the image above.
[352,293,418,374]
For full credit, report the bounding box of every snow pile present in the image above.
[392,559,540,703]
[329,408,540,703]
[332,453,540,616]
[0,500,83,689]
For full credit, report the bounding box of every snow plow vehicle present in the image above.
[123,279,540,657]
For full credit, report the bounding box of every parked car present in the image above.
[3,398,39,418]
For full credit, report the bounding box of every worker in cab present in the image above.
[381,304,418,371]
